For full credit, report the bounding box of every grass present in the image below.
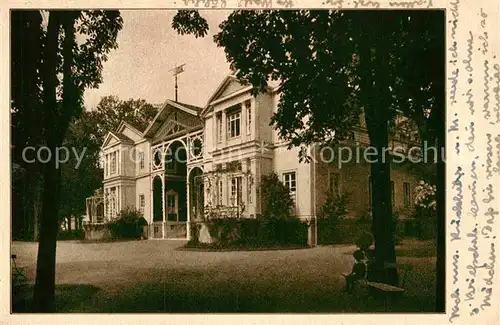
[11,239,437,313]
[182,240,309,251]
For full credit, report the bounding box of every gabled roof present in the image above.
[116,121,145,137]
[101,131,133,149]
[201,73,279,117]
[143,99,203,138]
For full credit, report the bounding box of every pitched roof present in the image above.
[114,132,133,142]
[172,100,203,113]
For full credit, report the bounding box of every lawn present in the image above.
[11,238,437,313]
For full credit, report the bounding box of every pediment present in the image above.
[152,120,188,142]
[102,133,120,148]
[218,79,248,100]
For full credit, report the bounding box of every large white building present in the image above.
[95,72,422,242]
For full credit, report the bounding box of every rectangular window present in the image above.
[217,113,223,142]
[328,172,340,196]
[218,179,223,206]
[111,151,117,174]
[139,194,145,214]
[403,182,411,207]
[110,187,117,217]
[246,100,252,135]
[283,172,297,201]
[139,152,145,170]
[227,112,241,138]
[230,176,242,206]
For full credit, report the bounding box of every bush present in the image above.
[107,208,148,239]
[318,218,371,245]
[317,192,349,221]
[57,228,85,240]
[416,206,437,239]
[198,217,308,247]
[260,173,294,220]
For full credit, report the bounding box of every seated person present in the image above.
[344,249,368,292]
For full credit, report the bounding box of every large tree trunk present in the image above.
[33,11,78,311]
[357,13,398,285]
[365,110,399,286]
[33,11,61,312]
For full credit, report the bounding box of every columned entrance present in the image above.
[152,175,163,238]
[163,140,187,238]
[188,167,204,221]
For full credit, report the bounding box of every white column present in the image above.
[222,111,227,145]
[161,174,165,239]
[118,186,121,215]
[240,102,246,142]
[186,172,191,241]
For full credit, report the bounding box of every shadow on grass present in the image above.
[12,283,101,313]
[70,282,435,313]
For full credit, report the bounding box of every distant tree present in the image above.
[58,97,158,229]
[94,95,159,135]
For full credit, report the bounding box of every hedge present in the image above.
[190,217,309,247]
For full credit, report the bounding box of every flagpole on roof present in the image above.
[170,63,185,102]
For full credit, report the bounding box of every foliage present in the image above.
[58,97,158,224]
[200,217,308,247]
[172,10,209,38]
[93,95,159,136]
[260,173,295,220]
[107,208,148,239]
[57,229,85,241]
[317,192,348,221]
[10,10,124,311]
[317,218,372,245]
[414,180,437,210]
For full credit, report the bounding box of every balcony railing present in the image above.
[204,205,242,220]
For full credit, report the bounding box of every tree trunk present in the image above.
[365,111,399,286]
[33,11,61,312]
[357,13,398,285]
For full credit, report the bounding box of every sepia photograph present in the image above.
[10,9,446,314]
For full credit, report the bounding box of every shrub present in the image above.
[317,192,349,221]
[57,228,85,240]
[260,173,294,220]
[107,208,148,239]
[198,217,308,247]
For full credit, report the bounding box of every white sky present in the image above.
[83,10,233,110]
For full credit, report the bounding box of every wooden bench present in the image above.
[11,254,27,283]
[342,264,411,311]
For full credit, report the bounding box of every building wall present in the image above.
[315,153,422,219]
[272,144,313,219]
[136,175,151,222]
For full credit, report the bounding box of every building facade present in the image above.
[97,72,423,241]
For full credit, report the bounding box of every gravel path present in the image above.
[11,240,435,312]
